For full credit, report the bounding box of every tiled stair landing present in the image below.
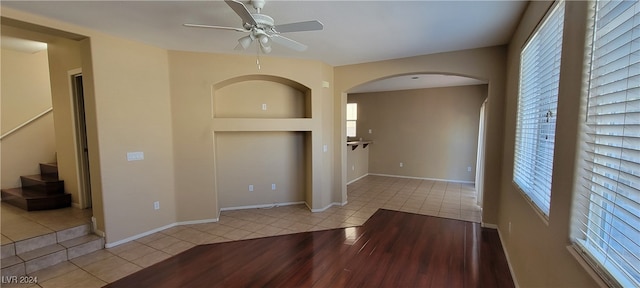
[1,222,104,276]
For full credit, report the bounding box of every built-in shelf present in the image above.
[347,141,372,150]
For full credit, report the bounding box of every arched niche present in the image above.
[213,75,311,119]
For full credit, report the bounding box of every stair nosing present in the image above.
[17,244,65,262]
[59,234,102,248]
[1,255,23,269]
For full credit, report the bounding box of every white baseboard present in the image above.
[105,222,177,248]
[104,217,219,248]
[347,173,369,185]
[495,226,520,288]
[220,201,305,212]
[176,218,219,226]
[306,201,345,212]
[481,222,498,229]
[368,173,475,185]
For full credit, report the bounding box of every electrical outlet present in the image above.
[399,162,403,168]
[261,103,267,110]
[249,185,254,192]
[369,129,372,134]
[323,144,328,152]
[272,184,276,190]
[154,201,160,210]
[508,222,512,234]
[467,166,472,172]
[352,165,355,171]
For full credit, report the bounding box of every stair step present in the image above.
[20,175,64,194]
[39,163,58,178]
[18,244,67,274]
[0,222,104,276]
[60,235,104,259]
[0,255,26,277]
[1,188,71,211]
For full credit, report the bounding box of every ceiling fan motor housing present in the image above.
[250,14,274,30]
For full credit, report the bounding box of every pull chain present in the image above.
[256,43,261,70]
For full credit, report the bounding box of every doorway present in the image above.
[70,70,92,208]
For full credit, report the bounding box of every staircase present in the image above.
[1,222,104,276]
[1,163,71,211]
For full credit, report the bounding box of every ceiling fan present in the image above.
[184,0,323,54]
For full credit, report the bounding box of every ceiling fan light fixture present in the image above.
[238,35,253,49]
[258,34,269,45]
[260,44,272,54]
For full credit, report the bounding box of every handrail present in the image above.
[0,107,53,140]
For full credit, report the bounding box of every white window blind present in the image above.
[572,0,640,287]
[513,1,565,217]
[346,103,357,137]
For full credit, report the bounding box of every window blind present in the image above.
[514,1,565,217]
[572,0,640,286]
[346,103,357,137]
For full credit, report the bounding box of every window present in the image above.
[513,1,565,217]
[572,1,640,286]
[346,103,357,137]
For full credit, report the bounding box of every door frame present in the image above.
[68,68,92,209]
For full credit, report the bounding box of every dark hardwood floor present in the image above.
[105,209,514,288]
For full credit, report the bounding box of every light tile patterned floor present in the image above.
[1,203,93,245]
[0,175,481,287]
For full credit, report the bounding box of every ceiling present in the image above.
[1,0,527,91]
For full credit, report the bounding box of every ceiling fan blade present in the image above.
[225,0,257,26]
[271,35,307,52]
[183,23,246,32]
[274,20,324,33]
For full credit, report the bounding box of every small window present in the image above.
[346,103,357,137]
[513,0,565,217]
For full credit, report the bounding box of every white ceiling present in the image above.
[1,0,527,91]
[349,74,486,94]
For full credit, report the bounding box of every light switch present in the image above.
[261,103,267,110]
[127,152,144,161]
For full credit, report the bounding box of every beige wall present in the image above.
[1,47,56,188]
[216,132,306,208]
[346,144,368,184]
[168,50,335,220]
[215,80,308,118]
[2,9,177,245]
[89,33,176,244]
[46,36,84,206]
[349,85,486,183]
[1,48,52,133]
[498,1,598,286]
[335,46,506,224]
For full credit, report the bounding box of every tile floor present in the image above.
[0,175,481,287]
[1,203,93,246]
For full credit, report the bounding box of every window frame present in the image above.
[513,0,566,219]
[570,0,640,287]
[346,103,357,138]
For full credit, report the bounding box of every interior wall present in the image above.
[215,80,307,118]
[346,145,368,183]
[1,48,52,132]
[349,85,486,183]
[89,33,176,244]
[1,47,56,188]
[46,36,84,206]
[498,1,598,286]
[334,46,506,224]
[216,132,306,208]
[169,50,335,221]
